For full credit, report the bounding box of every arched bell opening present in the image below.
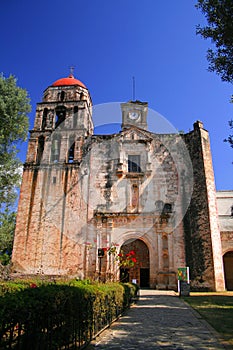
[42,108,48,129]
[55,106,66,128]
[223,251,233,290]
[119,239,149,287]
[57,90,66,101]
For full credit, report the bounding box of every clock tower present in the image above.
[121,100,148,130]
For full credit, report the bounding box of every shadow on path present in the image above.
[87,290,226,350]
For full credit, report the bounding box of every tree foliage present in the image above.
[0,211,16,265]
[196,0,233,83]
[196,1,233,151]
[0,74,30,147]
[224,119,233,148]
[0,74,30,209]
[0,74,31,261]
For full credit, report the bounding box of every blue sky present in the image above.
[1,0,232,190]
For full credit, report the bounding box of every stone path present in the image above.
[87,289,227,350]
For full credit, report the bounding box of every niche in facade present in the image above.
[163,253,169,268]
[162,235,168,249]
[132,184,139,209]
[51,137,61,162]
[163,203,172,214]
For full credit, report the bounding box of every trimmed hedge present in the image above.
[0,280,138,349]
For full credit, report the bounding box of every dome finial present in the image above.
[69,65,75,78]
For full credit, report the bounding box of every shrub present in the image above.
[0,280,138,349]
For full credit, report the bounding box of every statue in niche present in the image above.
[47,110,54,128]
[132,185,139,209]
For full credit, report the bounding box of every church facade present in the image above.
[12,74,233,291]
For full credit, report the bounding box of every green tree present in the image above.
[224,119,233,148]
[196,0,233,149]
[0,211,16,265]
[0,74,31,263]
[196,0,233,83]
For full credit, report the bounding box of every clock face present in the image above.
[128,111,140,120]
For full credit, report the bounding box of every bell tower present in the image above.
[121,100,148,130]
[26,73,93,165]
[12,74,93,275]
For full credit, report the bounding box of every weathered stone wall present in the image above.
[12,163,89,276]
[13,122,190,289]
[12,81,93,277]
[217,192,233,245]
[82,129,191,289]
[183,122,225,291]
[216,191,233,283]
[12,77,229,290]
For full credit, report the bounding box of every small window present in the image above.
[57,91,66,101]
[60,91,65,101]
[128,155,141,173]
[68,143,75,163]
[163,203,172,214]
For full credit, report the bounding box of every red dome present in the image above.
[52,74,87,89]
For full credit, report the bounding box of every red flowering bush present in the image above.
[107,244,137,269]
[118,250,137,268]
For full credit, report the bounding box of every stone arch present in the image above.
[223,251,233,290]
[42,108,48,129]
[120,238,150,287]
[55,106,66,128]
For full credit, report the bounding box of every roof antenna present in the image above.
[132,76,135,101]
[69,65,75,77]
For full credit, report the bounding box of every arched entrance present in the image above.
[120,239,149,287]
[223,251,233,290]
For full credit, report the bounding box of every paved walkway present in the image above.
[87,289,228,350]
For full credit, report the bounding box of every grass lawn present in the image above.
[183,292,233,347]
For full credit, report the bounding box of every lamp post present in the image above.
[98,248,105,282]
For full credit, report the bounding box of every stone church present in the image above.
[12,74,233,291]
